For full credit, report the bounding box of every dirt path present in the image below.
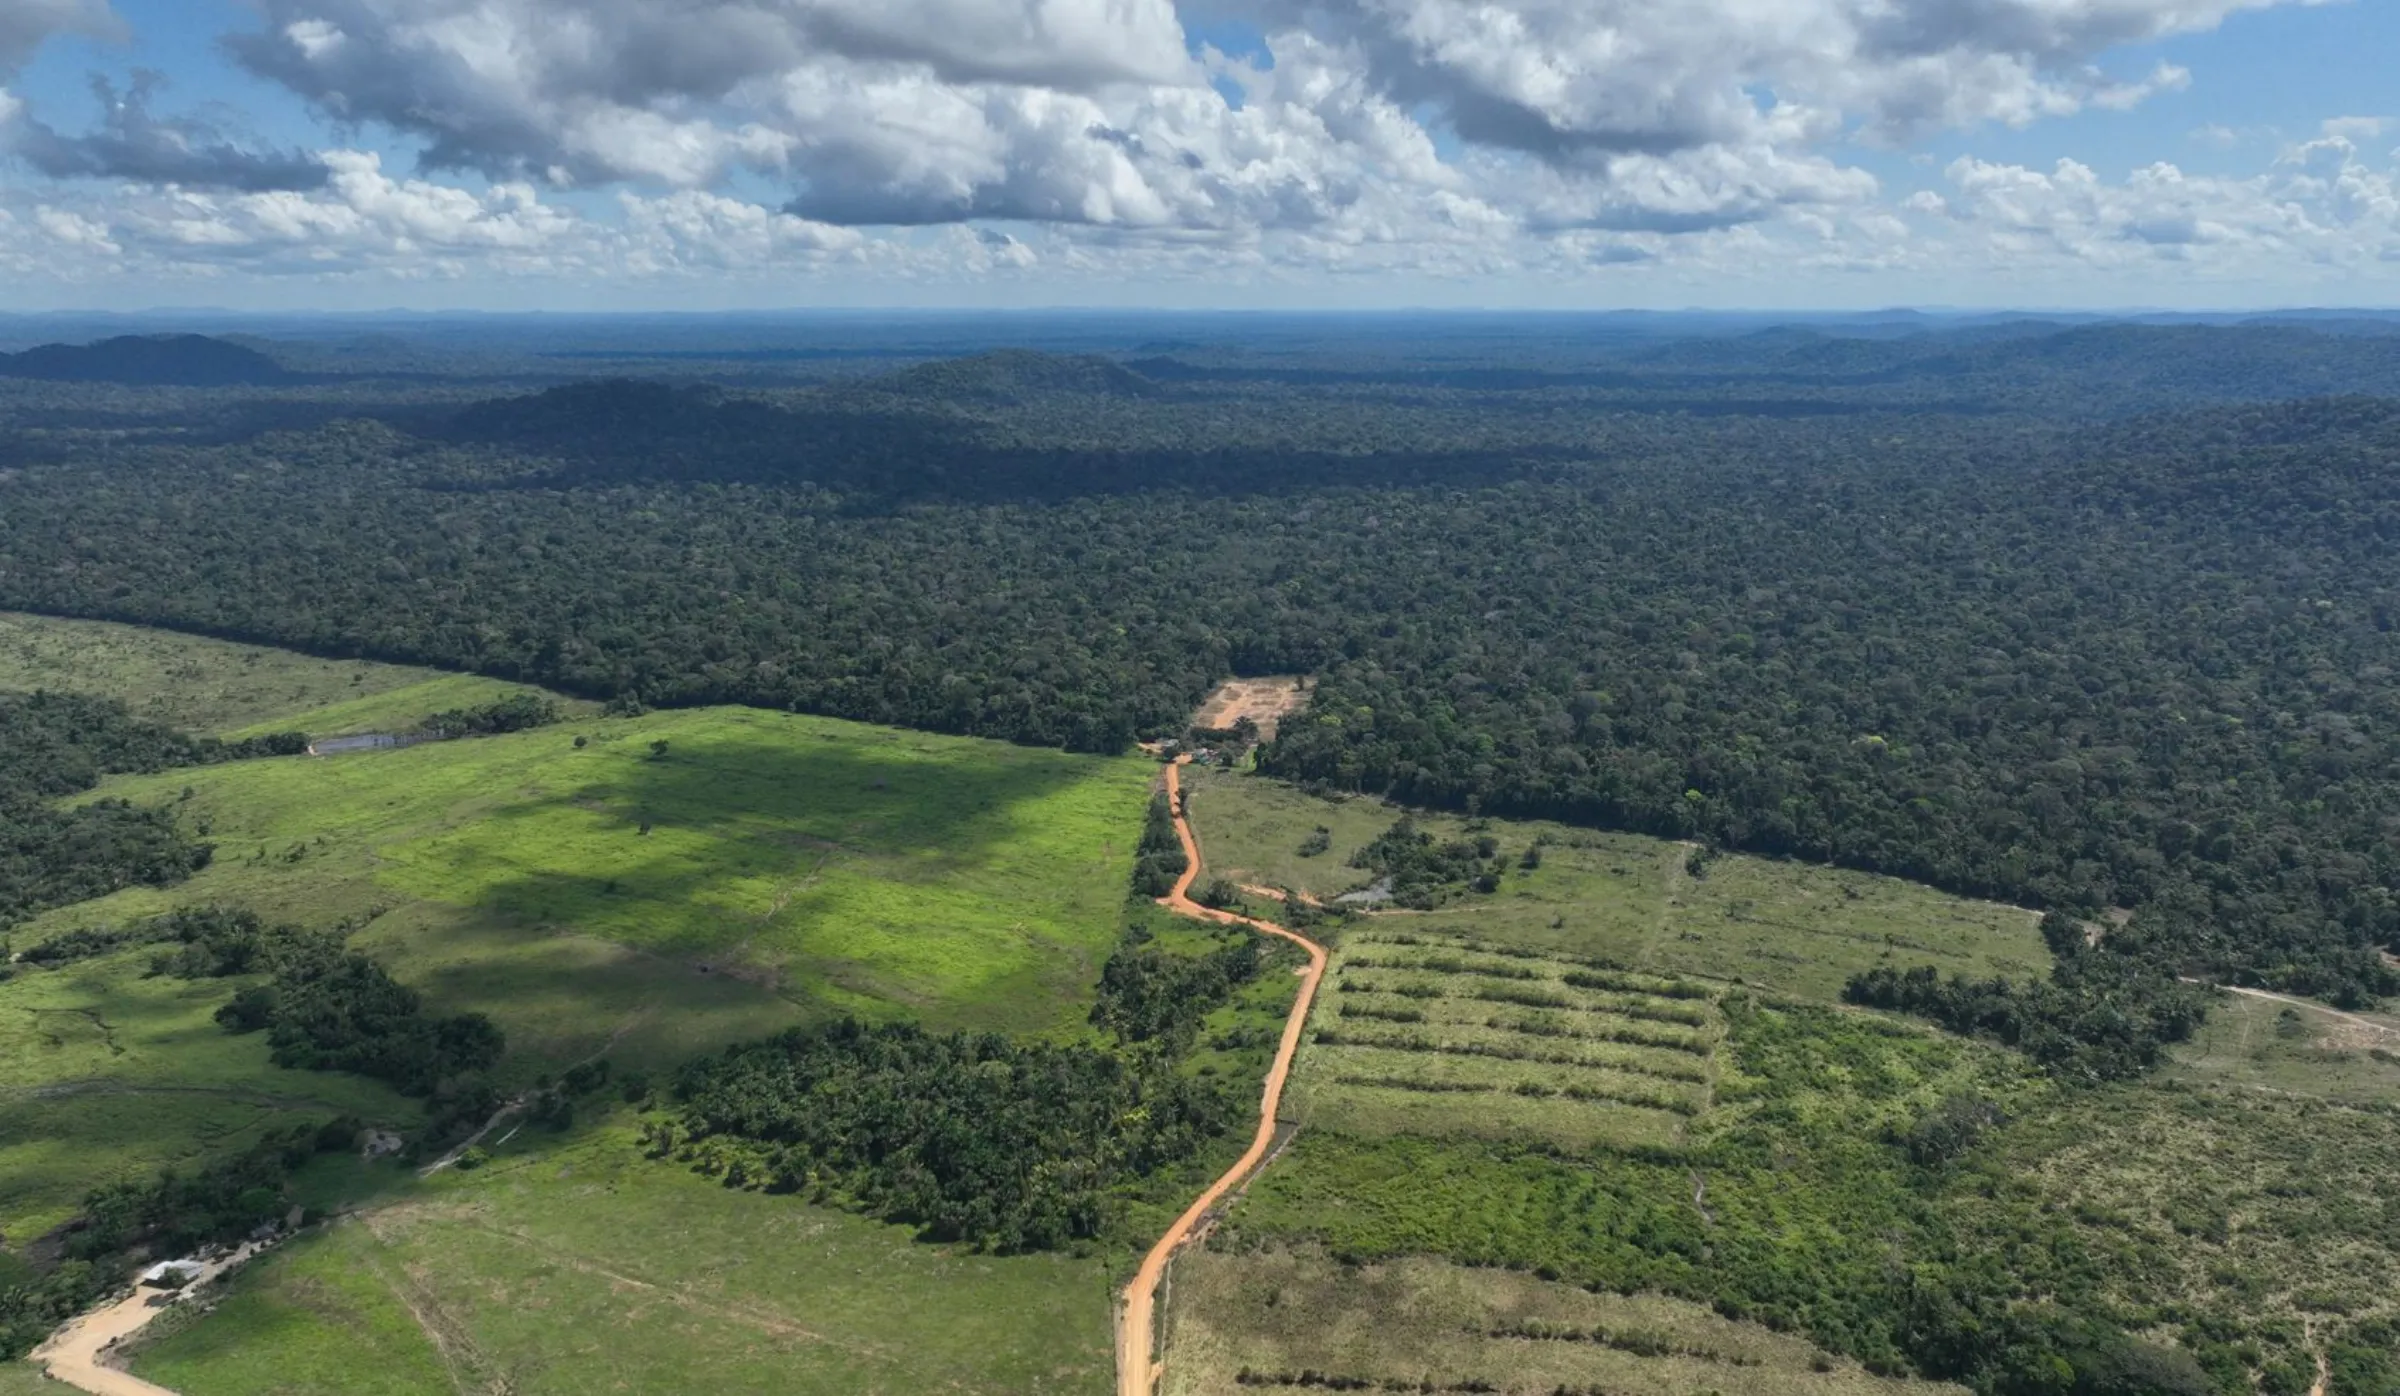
[2186,979,2400,1038]
[419,1096,527,1176]
[30,1242,271,1396]
[1116,757,1328,1396]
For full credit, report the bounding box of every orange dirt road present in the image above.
[32,1242,271,1396]
[1116,758,1327,1396]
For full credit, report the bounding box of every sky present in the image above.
[0,0,2392,312]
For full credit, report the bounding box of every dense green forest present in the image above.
[7,332,2400,1011]
[661,1020,1234,1253]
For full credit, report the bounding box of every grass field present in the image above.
[4,617,1162,1328]
[2160,988,2400,1104]
[129,1112,1119,1396]
[1162,1245,1964,1396]
[0,951,420,1262]
[26,704,1158,1072]
[1290,928,1723,1152]
[1180,768,2047,1001]
[0,611,475,736]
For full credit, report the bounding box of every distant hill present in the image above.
[0,334,301,386]
[863,349,1161,403]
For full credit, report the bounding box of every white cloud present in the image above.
[2,0,2392,302]
[187,0,2324,249]
[1930,128,2400,270]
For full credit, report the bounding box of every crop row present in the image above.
[1341,980,1702,1029]
[1344,965,1711,1025]
[1340,977,1447,1000]
[1344,954,1542,981]
[1355,932,1715,1000]
[1233,1371,1500,1393]
[1312,1028,1709,1083]
[1330,1073,1699,1116]
[1485,1014,1713,1056]
[1484,1320,1761,1366]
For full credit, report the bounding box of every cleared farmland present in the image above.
[1290,929,1725,1153]
[1161,1246,1964,1396]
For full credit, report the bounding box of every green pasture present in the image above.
[1180,767,2048,1002]
[131,1115,1116,1396]
[0,952,416,1252]
[6,662,1157,1289]
[0,611,455,736]
[2159,988,2400,1104]
[28,705,1156,1069]
[225,672,585,741]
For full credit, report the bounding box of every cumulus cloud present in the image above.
[227,0,1195,186]
[1926,121,2400,268]
[1239,0,2291,159]
[183,0,2320,254]
[1,0,2387,297]
[3,71,331,191]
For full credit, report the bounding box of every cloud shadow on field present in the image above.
[398,724,1138,1038]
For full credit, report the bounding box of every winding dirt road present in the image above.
[1116,758,1328,1396]
[31,1243,270,1396]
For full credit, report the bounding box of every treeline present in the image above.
[1131,789,1188,897]
[8,365,2400,1010]
[0,689,304,929]
[658,1019,1234,1252]
[1844,951,2213,1081]
[416,694,559,739]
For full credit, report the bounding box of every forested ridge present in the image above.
[6,331,2400,1011]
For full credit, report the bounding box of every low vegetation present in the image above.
[1163,1247,1963,1396]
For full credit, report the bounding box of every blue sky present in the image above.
[0,0,2392,311]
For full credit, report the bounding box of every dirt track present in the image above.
[1116,758,1328,1396]
[2184,978,2400,1039]
[31,1243,269,1396]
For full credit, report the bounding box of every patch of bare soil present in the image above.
[1191,677,1308,741]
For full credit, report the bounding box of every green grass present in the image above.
[0,1362,53,1395]
[131,1114,1117,1396]
[0,953,417,1249]
[0,611,461,737]
[224,673,588,742]
[29,705,1158,1069]
[2160,989,2400,1104]
[6,697,1157,1295]
[1181,767,2049,1001]
[1163,1245,1965,1396]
